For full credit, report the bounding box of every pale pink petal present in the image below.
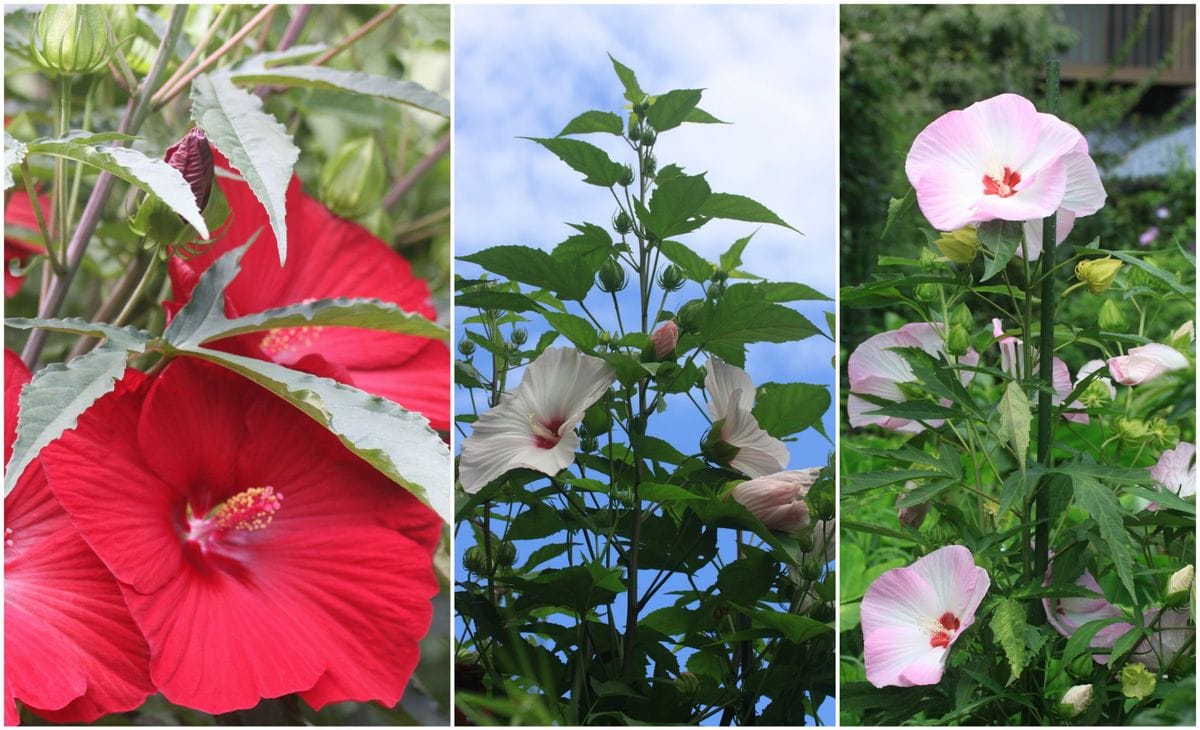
[913,172,989,231]
[1150,442,1196,500]
[704,357,755,420]
[1107,344,1189,386]
[846,329,917,388]
[1020,209,1076,261]
[1022,112,1089,176]
[907,545,989,625]
[1052,358,1089,424]
[864,625,948,688]
[723,399,789,478]
[1058,149,1107,216]
[1133,609,1193,671]
[847,380,934,434]
[1077,359,1116,398]
[732,469,818,533]
[972,160,1068,223]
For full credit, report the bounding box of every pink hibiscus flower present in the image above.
[860,545,990,687]
[4,351,153,723]
[730,468,821,534]
[1107,343,1189,386]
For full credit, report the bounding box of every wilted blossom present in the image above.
[897,481,932,529]
[1139,227,1160,247]
[847,322,978,433]
[992,319,1088,422]
[652,319,679,359]
[730,468,820,534]
[1107,343,1189,386]
[458,347,615,494]
[1044,570,1128,664]
[703,357,789,478]
[860,545,990,687]
[905,93,1105,261]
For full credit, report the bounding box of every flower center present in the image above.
[982,166,1021,198]
[185,486,283,545]
[260,326,324,358]
[927,611,961,649]
[529,415,566,449]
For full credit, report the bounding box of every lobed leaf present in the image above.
[191,72,299,264]
[1071,474,1138,600]
[989,597,1029,682]
[608,53,645,104]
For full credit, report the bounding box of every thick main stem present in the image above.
[1032,60,1061,611]
[21,6,187,368]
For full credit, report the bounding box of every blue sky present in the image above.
[454,4,838,724]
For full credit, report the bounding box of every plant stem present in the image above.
[383,133,451,209]
[311,5,400,67]
[1032,59,1061,612]
[152,4,277,109]
[254,5,313,98]
[111,253,161,327]
[21,6,187,369]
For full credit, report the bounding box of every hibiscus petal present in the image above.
[971,160,1068,223]
[864,624,948,688]
[704,357,756,420]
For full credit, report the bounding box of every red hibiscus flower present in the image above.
[41,357,441,714]
[4,350,153,724]
[4,192,49,298]
[166,153,449,431]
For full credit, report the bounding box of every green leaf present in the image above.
[719,232,754,273]
[997,381,1031,473]
[4,131,26,191]
[177,346,451,522]
[227,65,449,117]
[608,53,645,104]
[716,547,776,601]
[459,245,592,301]
[162,239,255,347]
[700,192,799,233]
[642,172,711,240]
[1061,617,1128,666]
[552,222,613,271]
[989,597,1029,682]
[751,382,830,438]
[658,240,714,282]
[881,188,915,240]
[5,317,151,351]
[556,110,623,137]
[5,343,138,496]
[454,289,540,313]
[741,606,831,644]
[542,311,598,351]
[645,89,703,132]
[522,137,625,187]
[684,107,727,125]
[28,136,208,238]
[701,286,821,365]
[978,219,1024,282]
[182,297,448,348]
[1103,250,1189,296]
[1072,475,1138,600]
[755,281,831,302]
[191,72,299,264]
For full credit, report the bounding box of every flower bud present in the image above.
[945,323,970,357]
[494,541,517,568]
[1058,683,1092,718]
[597,330,612,347]
[652,320,679,360]
[950,303,973,330]
[710,269,728,285]
[1146,417,1180,450]
[1169,320,1195,349]
[1079,378,1112,409]
[896,481,931,529]
[1165,564,1193,607]
[462,545,489,575]
[633,101,649,116]
[658,264,685,292]
[934,226,979,264]
[597,258,628,293]
[1098,299,1128,332]
[641,153,656,178]
[320,137,386,219]
[641,129,657,146]
[1120,662,1155,700]
[580,436,599,453]
[1116,417,1152,447]
[1075,257,1122,294]
[164,128,215,213]
[510,327,528,346]
[676,300,704,334]
[612,209,633,235]
[914,282,940,302]
[617,164,635,187]
[457,338,476,356]
[674,672,699,697]
[32,5,114,76]
[1068,652,1094,680]
[628,119,644,141]
[730,469,817,534]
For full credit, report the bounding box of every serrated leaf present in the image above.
[756,281,831,302]
[998,381,1031,473]
[5,317,152,351]
[751,382,830,438]
[191,72,298,264]
[542,311,598,351]
[522,137,624,187]
[552,222,613,271]
[684,107,727,124]
[454,289,540,313]
[881,188,915,240]
[645,88,703,132]
[227,65,449,117]
[643,173,710,240]
[978,219,1024,282]
[658,240,714,282]
[989,597,1028,682]
[608,53,645,104]
[458,244,592,301]
[556,110,623,137]
[163,239,254,347]
[5,344,137,495]
[719,232,753,272]
[1072,475,1138,600]
[701,286,821,366]
[177,346,451,522]
[195,297,448,347]
[27,137,208,238]
[700,192,798,233]
[4,131,26,191]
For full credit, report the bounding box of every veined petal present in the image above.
[864,624,948,688]
[1150,442,1196,500]
[1108,343,1190,386]
[1058,149,1107,217]
[722,398,789,478]
[907,545,988,625]
[1020,209,1076,261]
[971,160,1068,223]
[520,347,615,426]
[704,357,756,420]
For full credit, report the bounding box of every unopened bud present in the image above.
[1098,299,1128,332]
[510,327,528,346]
[914,282,940,302]
[164,128,215,212]
[581,436,598,453]
[1075,257,1122,294]
[945,324,970,357]
[658,264,685,292]
[950,303,973,330]
[1058,683,1092,718]
[1079,378,1112,409]
[641,129,657,146]
[612,209,633,235]
[897,481,931,529]
[1165,564,1193,607]
[641,153,656,178]
[494,541,517,568]
[1068,652,1094,680]
[462,545,489,575]
[676,300,704,334]
[617,164,635,187]
[674,672,699,696]
[1169,320,1195,349]
[652,320,679,359]
[598,259,628,293]
[1116,417,1152,447]
[32,5,113,75]
[934,226,979,264]
[457,338,476,356]
[320,137,386,219]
